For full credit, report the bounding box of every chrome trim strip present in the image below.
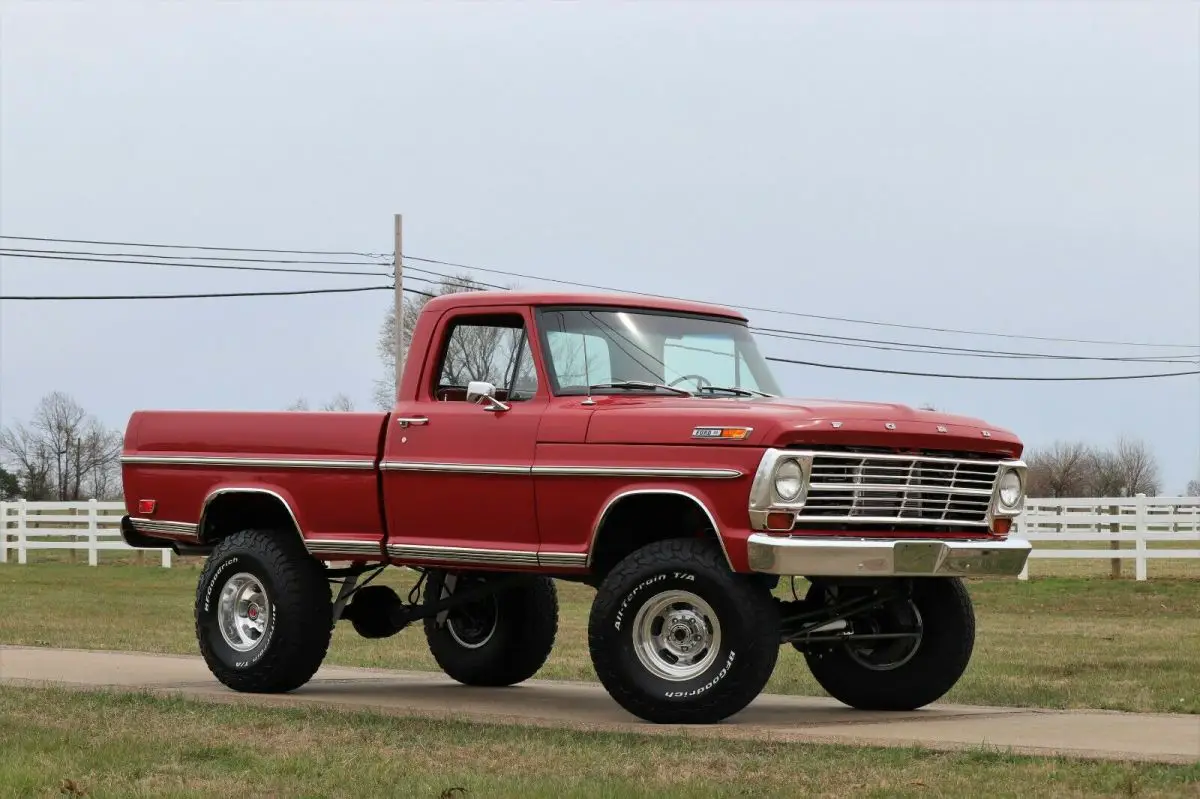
[122,455,375,470]
[537,551,589,569]
[745,534,1032,577]
[129,518,199,537]
[198,487,304,544]
[386,543,541,566]
[533,466,743,479]
[379,463,744,479]
[380,461,530,475]
[791,515,992,527]
[304,539,385,557]
[587,488,734,570]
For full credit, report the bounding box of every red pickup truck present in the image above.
[119,290,1030,724]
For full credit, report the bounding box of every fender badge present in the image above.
[830,421,843,428]
[936,425,948,433]
[885,422,897,430]
[692,426,753,440]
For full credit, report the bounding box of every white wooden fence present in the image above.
[2,497,1199,579]
[0,500,172,567]
[1014,495,1200,580]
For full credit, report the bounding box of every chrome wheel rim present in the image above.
[632,589,721,682]
[446,597,498,649]
[845,601,924,671]
[438,574,498,650]
[217,572,271,652]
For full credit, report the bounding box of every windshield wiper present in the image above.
[695,385,775,398]
[588,380,693,397]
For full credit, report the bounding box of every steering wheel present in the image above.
[669,374,712,390]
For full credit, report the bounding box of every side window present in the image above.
[545,330,613,388]
[436,315,539,401]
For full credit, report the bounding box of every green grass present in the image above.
[2,560,1198,714]
[1,686,1197,799]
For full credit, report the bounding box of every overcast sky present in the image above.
[1,2,1197,491]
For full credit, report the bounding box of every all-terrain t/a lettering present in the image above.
[118,289,1033,724]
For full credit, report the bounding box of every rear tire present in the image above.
[195,528,332,693]
[423,570,559,687]
[587,538,780,724]
[802,577,975,710]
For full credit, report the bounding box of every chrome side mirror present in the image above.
[465,380,510,412]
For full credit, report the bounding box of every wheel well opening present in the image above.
[589,493,726,578]
[200,492,300,544]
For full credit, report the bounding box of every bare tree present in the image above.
[1108,435,1161,496]
[373,273,513,409]
[0,391,122,501]
[1186,478,1200,496]
[1024,440,1095,497]
[287,394,355,412]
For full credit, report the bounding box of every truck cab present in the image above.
[119,290,1031,725]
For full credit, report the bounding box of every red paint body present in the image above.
[121,291,1023,574]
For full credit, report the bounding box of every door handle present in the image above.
[396,416,429,428]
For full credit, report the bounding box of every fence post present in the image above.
[1134,493,1148,581]
[0,500,7,564]
[16,498,28,565]
[87,498,99,566]
[161,547,171,568]
[1109,503,1122,579]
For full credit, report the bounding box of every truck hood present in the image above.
[582,396,1022,458]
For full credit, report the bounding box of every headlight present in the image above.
[774,459,803,502]
[998,469,1023,509]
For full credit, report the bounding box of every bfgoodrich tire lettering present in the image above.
[588,538,779,724]
[802,577,975,711]
[195,528,332,693]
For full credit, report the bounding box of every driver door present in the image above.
[381,307,546,567]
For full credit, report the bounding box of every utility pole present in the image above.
[393,213,404,394]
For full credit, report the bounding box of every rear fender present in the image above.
[198,486,305,546]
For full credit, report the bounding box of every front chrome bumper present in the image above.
[745,533,1032,577]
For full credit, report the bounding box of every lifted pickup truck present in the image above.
[120,290,1031,724]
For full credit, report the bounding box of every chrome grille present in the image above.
[798,452,1001,527]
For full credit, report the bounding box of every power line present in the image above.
[0,251,391,279]
[402,253,1200,351]
[751,328,1199,365]
[403,261,1198,364]
[763,354,1200,381]
[7,234,1194,350]
[0,286,436,300]
[0,234,386,259]
[0,247,391,268]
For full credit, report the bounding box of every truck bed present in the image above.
[120,409,390,546]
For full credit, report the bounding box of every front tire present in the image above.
[802,577,975,710]
[422,570,559,687]
[195,528,332,693]
[588,538,780,724]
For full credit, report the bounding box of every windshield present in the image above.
[535,307,783,397]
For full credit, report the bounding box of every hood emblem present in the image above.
[937,425,948,433]
[981,430,991,437]
[885,422,896,430]
[830,421,843,428]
